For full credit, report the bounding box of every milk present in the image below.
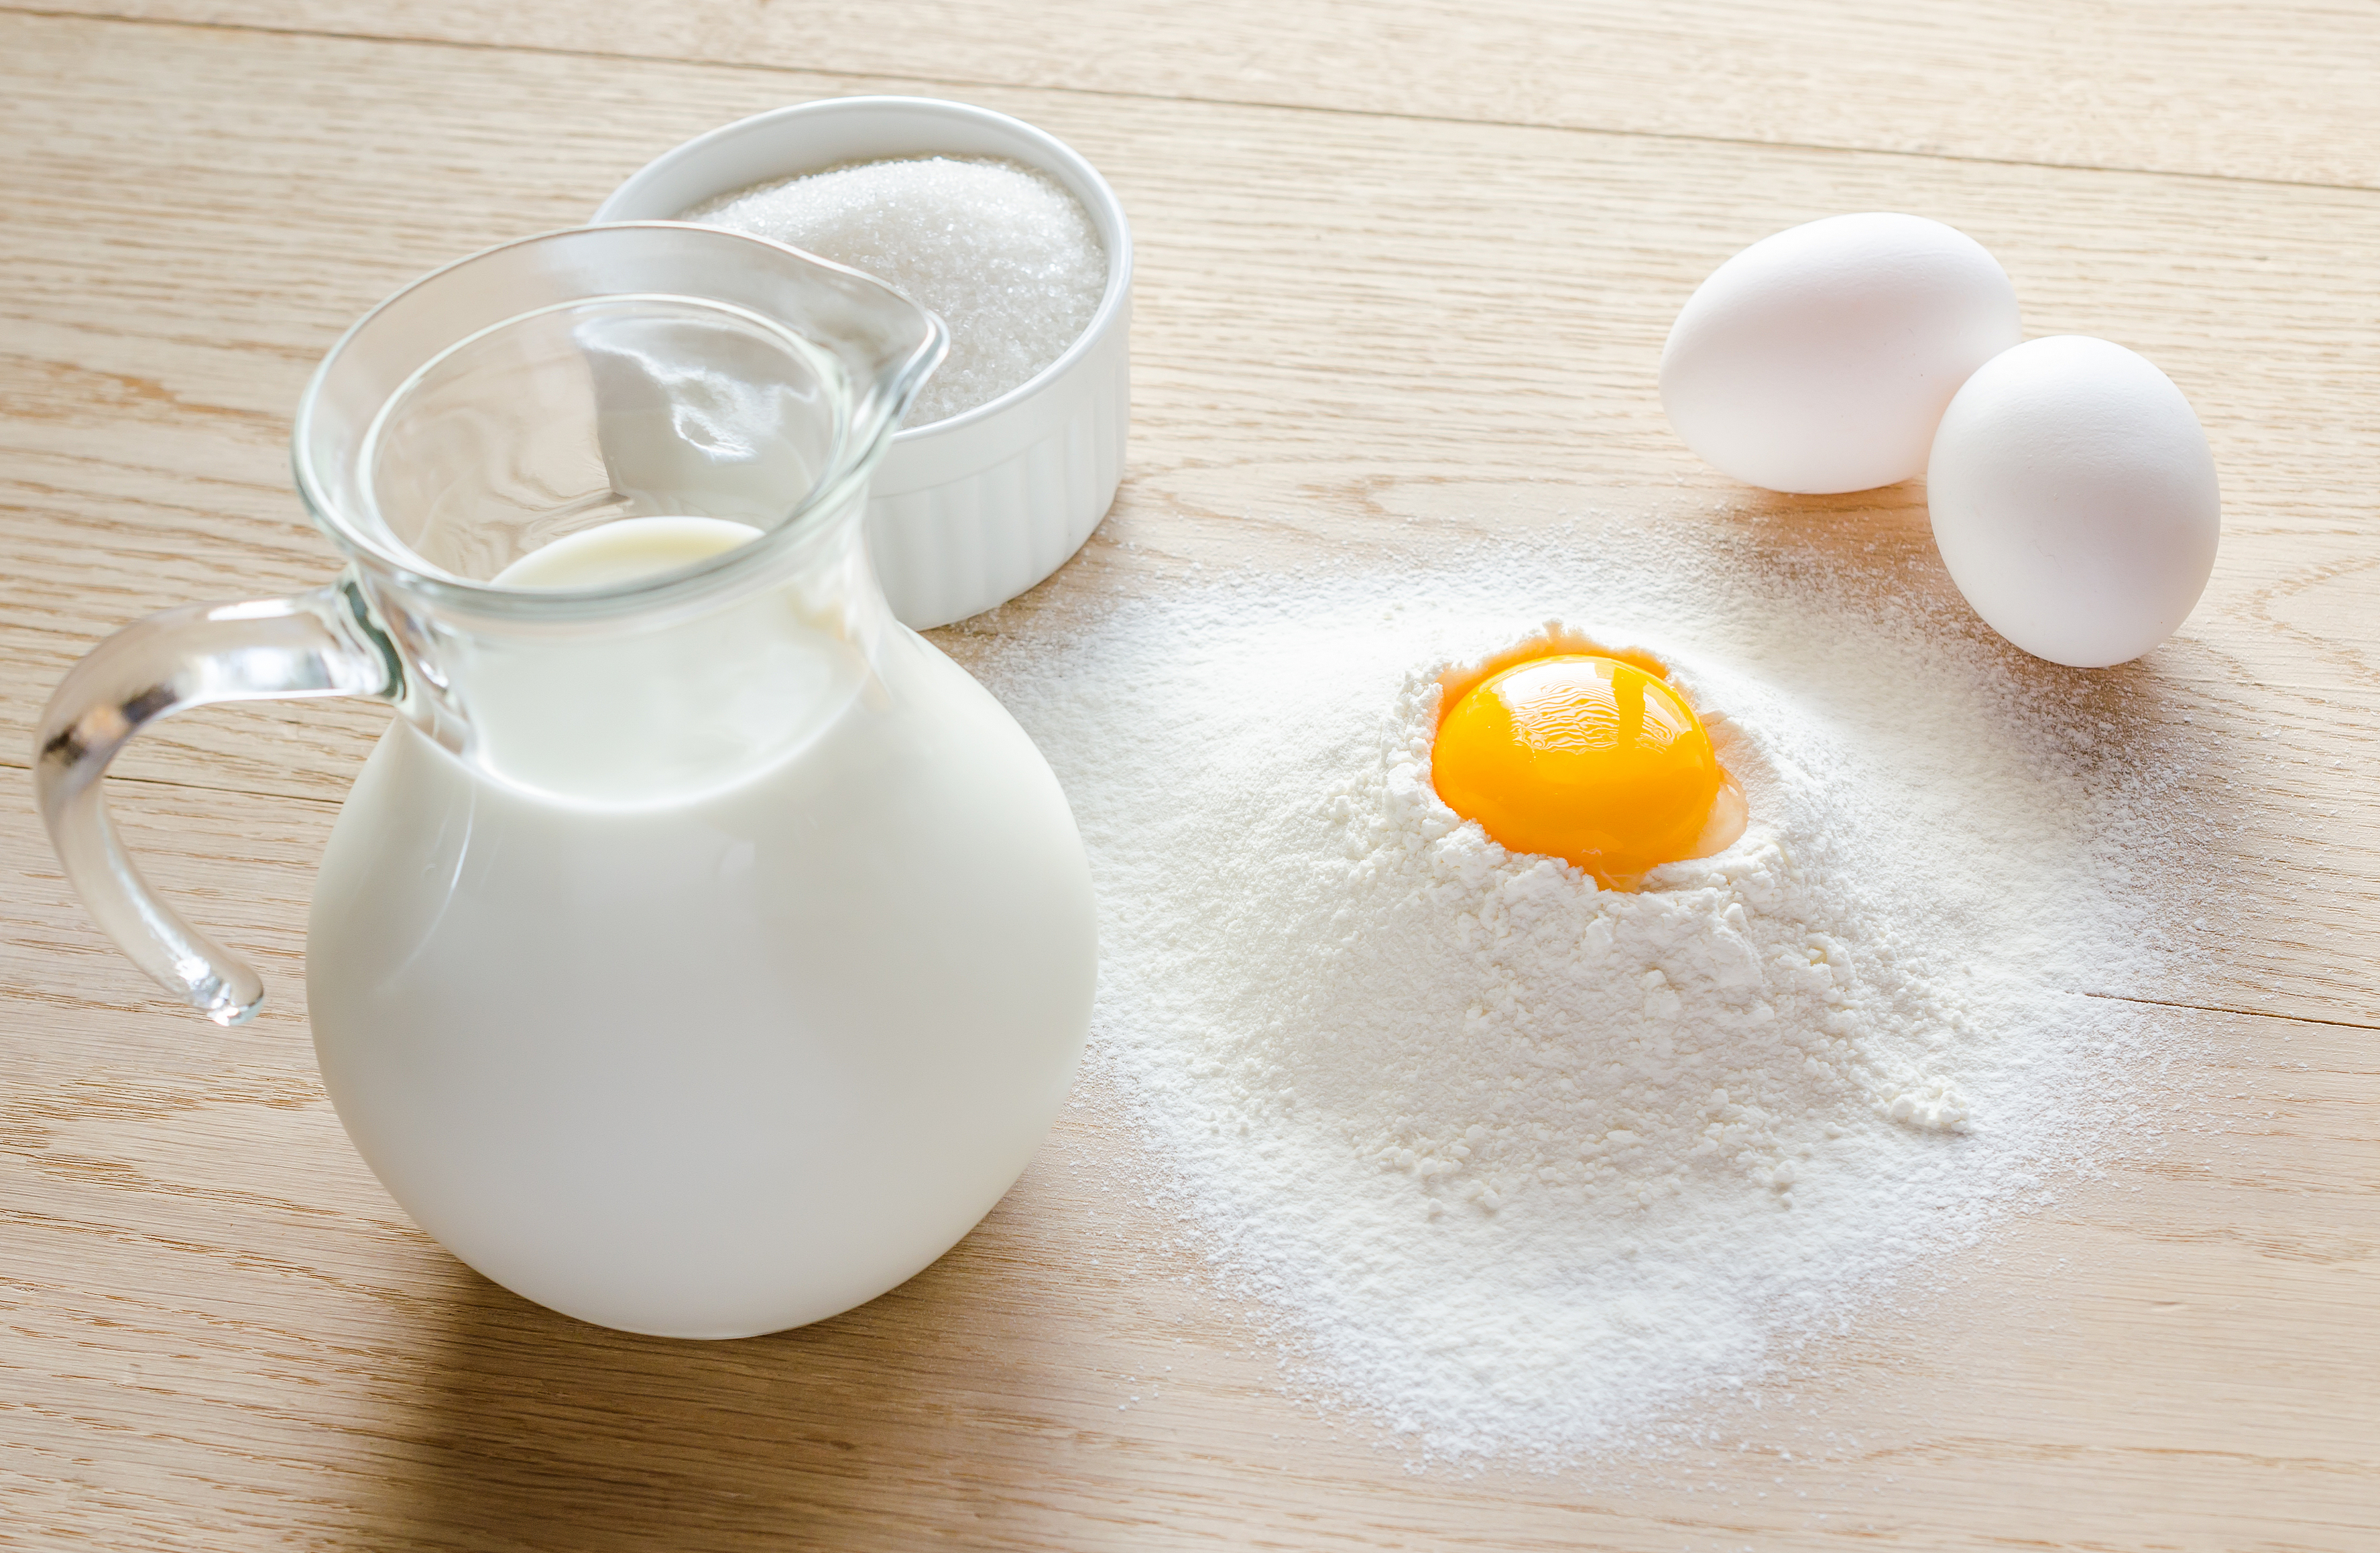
[306,518,1097,1337]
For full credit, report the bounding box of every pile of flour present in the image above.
[970,520,2189,1465]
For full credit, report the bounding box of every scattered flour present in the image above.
[685,156,1105,426]
[971,520,2192,1466]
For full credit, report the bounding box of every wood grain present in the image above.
[6,787,2375,1550]
[7,13,2377,1020]
[3,6,2377,1550]
[19,0,2380,189]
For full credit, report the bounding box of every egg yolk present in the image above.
[1432,653,1731,889]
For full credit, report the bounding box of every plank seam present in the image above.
[2080,989,2380,1034]
[0,754,347,813]
[7,5,2380,199]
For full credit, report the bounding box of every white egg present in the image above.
[1927,335,2220,668]
[1659,212,2021,494]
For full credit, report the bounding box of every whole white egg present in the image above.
[1659,212,2021,494]
[1927,335,2220,668]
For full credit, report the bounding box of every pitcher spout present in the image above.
[273,223,954,807]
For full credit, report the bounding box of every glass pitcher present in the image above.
[33,225,1098,1339]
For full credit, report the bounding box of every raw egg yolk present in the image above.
[1432,654,1724,889]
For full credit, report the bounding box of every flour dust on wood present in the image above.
[973,521,2200,1465]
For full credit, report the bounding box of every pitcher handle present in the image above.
[33,576,400,1026]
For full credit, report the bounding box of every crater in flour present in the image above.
[1277,638,1974,1227]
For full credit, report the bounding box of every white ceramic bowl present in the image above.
[596,97,1132,629]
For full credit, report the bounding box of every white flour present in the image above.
[969,520,2190,1465]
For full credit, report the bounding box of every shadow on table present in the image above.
[370,1206,1100,1553]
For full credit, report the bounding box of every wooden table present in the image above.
[5,4,2375,1547]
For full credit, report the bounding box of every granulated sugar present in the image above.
[971,521,2194,1465]
[685,157,1104,426]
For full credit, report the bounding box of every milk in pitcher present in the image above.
[308,517,1095,1337]
[35,226,1095,1340]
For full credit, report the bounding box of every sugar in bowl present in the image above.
[597,96,1134,629]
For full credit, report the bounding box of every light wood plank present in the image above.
[5,13,2377,1026]
[20,0,2380,190]
[5,9,2378,1550]
[4,786,2375,1550]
